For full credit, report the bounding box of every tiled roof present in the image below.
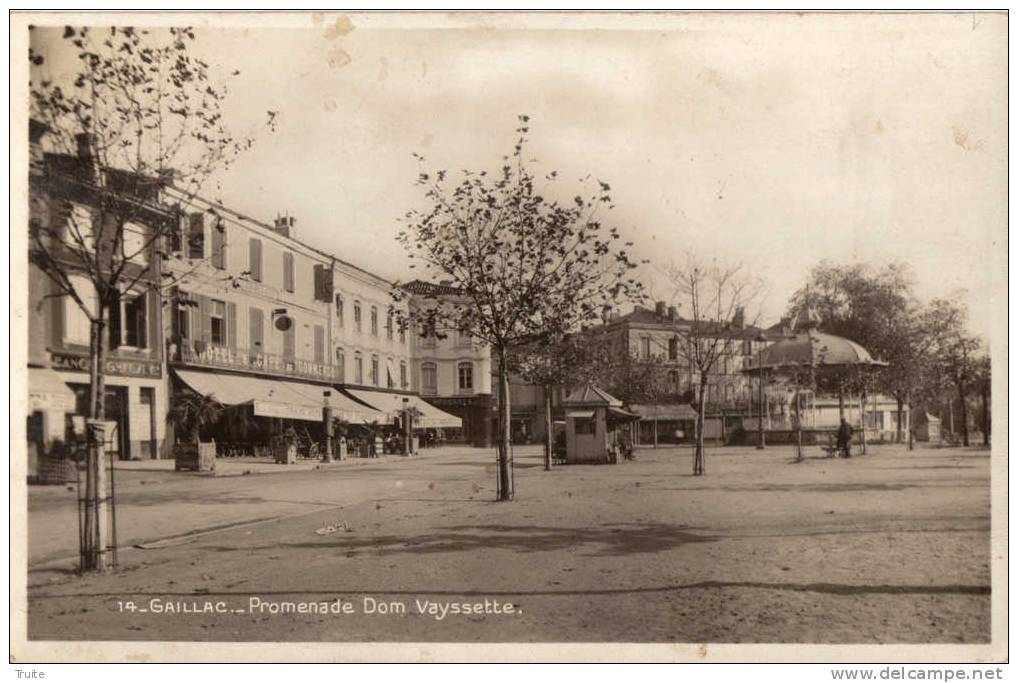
[562,384,623,407]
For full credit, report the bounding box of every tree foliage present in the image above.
[394,116,644,347]
[394,116,645,498]
[29,25,275,417]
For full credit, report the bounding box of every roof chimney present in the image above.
[75,132,92,162]
[667,305,677,320]
[274,214,296,238]
[655,301,666,318]
[732,306,745,330]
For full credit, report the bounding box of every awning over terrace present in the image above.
[343,389,463,429]
[28,366,76,412]
[174,369,384,423]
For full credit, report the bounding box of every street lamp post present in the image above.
[756,332,767,450]
[322,390,334,462]
[402,397,412,457]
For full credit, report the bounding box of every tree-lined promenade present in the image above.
[27,442,990,643]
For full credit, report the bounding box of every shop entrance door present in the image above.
[104,387,130,460]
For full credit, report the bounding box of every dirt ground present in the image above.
[24,442,991,643]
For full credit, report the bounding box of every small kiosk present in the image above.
[562,385,640,464]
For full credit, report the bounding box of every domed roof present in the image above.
[757,331,886,370]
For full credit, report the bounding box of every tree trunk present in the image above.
[859,391,867,456]
[981,387,990,446]
[795,387,803,462]
[958,384,969,447]
[495,347,513,501]
[83,313,110,571]
[907,399,915,451]
[895,397,905,444]
[693,375,707,475]
[543,384,553,471]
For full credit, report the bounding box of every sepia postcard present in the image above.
[9,10,1008,664]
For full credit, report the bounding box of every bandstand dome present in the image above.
[756,331,886,371]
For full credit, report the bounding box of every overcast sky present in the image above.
[32,13,1007,338]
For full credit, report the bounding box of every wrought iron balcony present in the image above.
[170,341,343,383]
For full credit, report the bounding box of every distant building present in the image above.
[505,301,909,447]
[402,280,495,446]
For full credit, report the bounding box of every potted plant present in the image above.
[333,419,349,460]
[273,426,299,465]
[363,420,384,458]
[171,391,222,472]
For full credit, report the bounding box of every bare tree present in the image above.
[664,256,759,475]
[394,116,644,500]
[28,26,275,570]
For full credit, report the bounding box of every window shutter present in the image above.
[283,252,295,292]
[108,290,122,349]
[227,302,237,348]
[51,279,65,345]
[283,325,295,359]
[149,289,160,352]
[136,294,148,349]
[170,212,185,253]
[249,238,262,281]
[188,213,205,260]
[211,220,225,269]
[198,295,211,343]
[249,307,264,350]
[313,266,333,302]
[314,325,325,363]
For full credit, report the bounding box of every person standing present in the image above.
[836,418,854,458]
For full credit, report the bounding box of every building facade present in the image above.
[403,280,495,446]
[27,120,491,461]
[28,122,170,461]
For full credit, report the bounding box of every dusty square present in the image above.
[25,443,990,643]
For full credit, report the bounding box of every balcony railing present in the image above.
[171,341,343,383]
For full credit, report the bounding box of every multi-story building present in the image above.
[26,120,486,462]
[27,122,171,461]
[402,280,494,446]
[162,197,468,454]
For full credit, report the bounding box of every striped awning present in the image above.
[174,369,383,423]
[343,389,462,429]
[28,366,76,412]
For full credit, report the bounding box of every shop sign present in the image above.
[51,351,162,379]
[253,400,321,422]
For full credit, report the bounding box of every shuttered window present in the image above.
[249,238,262,281]
[124,292,147,348]
[283,252,295,292]
[188,213,205,260]
[210,300,226,346]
